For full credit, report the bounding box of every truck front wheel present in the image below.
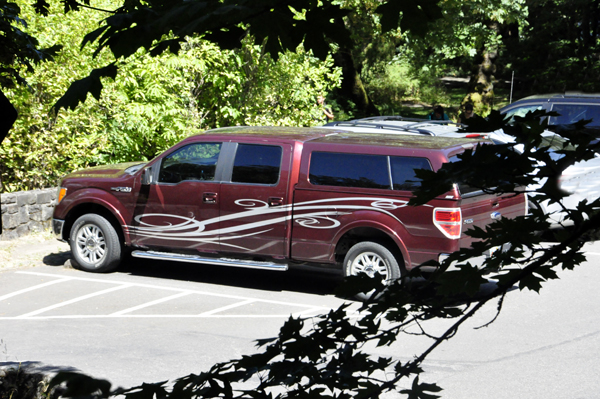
[343,241,402,298]
[70,214,122,273]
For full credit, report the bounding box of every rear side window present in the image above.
[309,152,432,190]
[390,157,432,190]
[232,144,282,184]
[309,152,390,189]
[550,103,600,127]
[159,143,221,183]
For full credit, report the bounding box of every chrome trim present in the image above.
[52,219,66,242]
[131,250,289,271]
[111,187,132,192]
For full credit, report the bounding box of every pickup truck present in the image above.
[52,126,527,285]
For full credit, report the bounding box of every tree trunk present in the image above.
[463,46,497,116]
[331,17,379,118]
[332,49,380,117]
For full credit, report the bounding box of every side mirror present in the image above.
[141,167,153,185]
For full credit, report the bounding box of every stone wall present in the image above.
[0,188,57,240]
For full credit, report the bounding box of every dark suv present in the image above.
[500,92,600,132]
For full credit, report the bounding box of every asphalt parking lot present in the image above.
[1,233,600,398]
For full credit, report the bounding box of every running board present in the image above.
[131,250,288,271]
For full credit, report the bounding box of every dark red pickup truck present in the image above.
[52,126,526,284]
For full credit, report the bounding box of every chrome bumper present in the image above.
[52,219,66,242]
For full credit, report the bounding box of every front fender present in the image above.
[56,188,133,244]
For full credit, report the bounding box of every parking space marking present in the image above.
[110,291,194,316]
[1,271,334,320]
[18,284,133,318]
[0,277,73,302]
[199,299,255,316]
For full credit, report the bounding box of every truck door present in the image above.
[218,142,292,257]
[131,142,222,253]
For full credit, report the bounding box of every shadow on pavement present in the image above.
[43,251,72,267]
[120,256,344,296]
[43,249,344,297]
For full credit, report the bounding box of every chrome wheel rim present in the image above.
[75,224,106,266]
[350,251,389,280]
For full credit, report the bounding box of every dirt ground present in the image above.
[0,230,70,270]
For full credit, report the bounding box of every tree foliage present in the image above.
[0,0,60,88]
[26,0,440,112]
[42,113,600,398]
[396,0,527,114]
[510,0,600,92]
[0,0,341,192]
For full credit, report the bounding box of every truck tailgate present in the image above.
[459,192,526,248]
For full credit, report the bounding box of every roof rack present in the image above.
[324,120,435,136]
[354,116,464,128]
[561,92,600,98]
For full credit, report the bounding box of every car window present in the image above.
[159,143,221,183]
[503,104,544,123]
[231,144,282,185]
[309,152,390,189]
[390,156,432,190]
[549,103,600,127]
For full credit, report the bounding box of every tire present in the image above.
[343,241,402,299]
[69,214,122,273]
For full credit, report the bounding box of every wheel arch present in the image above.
[332,223,410,273]
[62,202,127,247]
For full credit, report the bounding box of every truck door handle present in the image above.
[203,192,218,204]
[268,197,284,207]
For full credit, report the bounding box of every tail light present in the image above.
[433,208,462,239]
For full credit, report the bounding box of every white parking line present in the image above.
[110,291,193,316]
[3,270,334,320]
[18,284,132,318]
[15,271,330,308]
[0,277,72,302]
[199,299,255,316]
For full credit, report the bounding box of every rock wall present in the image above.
[1,188,57,240]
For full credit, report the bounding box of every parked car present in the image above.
[52,126,526,287]
[324,116,600,231]
[499,92,600,136]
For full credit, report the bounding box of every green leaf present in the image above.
[52,63,118,111]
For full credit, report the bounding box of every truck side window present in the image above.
[231,144,282,185]
[309,152,390,189]
[390,157,432,190]
[159,143,222,183]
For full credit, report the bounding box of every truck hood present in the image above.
[65,162,146,179]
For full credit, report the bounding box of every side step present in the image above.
[131,250,289,271]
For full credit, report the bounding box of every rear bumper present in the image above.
[438,243,511,271]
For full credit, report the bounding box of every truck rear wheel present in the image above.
[70,214,122,273]
[343,241,402,299]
